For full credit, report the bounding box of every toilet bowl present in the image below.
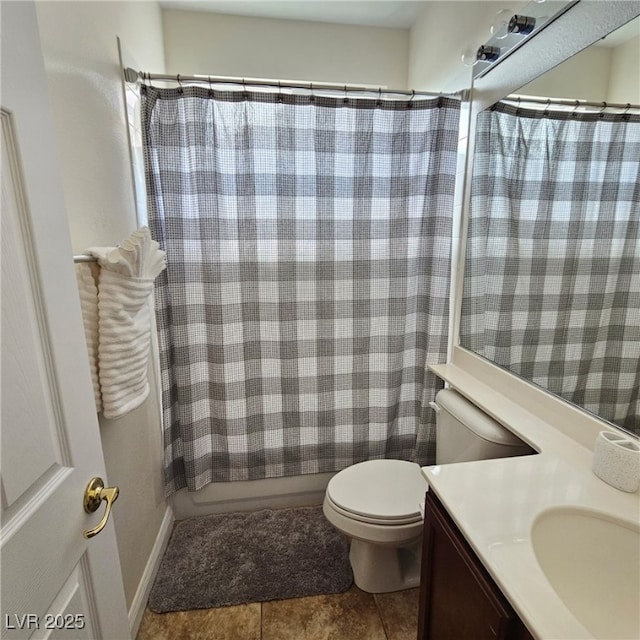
[322,459,427,593]
[323,390,534,593]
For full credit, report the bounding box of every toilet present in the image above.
[434,389,534,464]
[322,388,533,593]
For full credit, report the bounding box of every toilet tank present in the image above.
[435,389,534,464]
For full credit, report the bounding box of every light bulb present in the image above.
[461,47,479,67]
[490,9,513,40]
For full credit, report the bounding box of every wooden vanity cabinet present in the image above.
[418,491,535,640]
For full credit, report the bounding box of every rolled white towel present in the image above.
[89,227,166,279]
[75,263,102,412]
[89,227,166,420]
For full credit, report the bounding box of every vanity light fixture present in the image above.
[471,0,579,79]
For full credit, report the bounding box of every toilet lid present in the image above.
[327,459,426,522]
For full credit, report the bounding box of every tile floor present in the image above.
[136,585,420,640]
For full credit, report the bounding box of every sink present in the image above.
[531,507,640,639]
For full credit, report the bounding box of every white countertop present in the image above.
[423,363,640,640]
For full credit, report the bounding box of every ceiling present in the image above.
[158,1,429,28]
[158,2,640,42]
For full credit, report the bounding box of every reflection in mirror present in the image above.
[461,16,640,437]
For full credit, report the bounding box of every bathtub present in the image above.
[169,471,337,519]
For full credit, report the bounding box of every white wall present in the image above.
[507,33,639,104]
[162,10,409,88]
[34,0,167,615]
[607,35,640,103]
[520,45,612,101]
[408,0,528,93]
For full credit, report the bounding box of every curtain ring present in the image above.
[343,85,348,104]
[177,74,183,94]
[377,87,382,107]
[571,99,580,118]
[242,78,248,100]
[623,102,631,120]
[309,82,315,102]
[516,96,521,116]
[543,97,550,117]
[599,101,607,118]
[407,89,415,108]
[277,80,283,103]
[208,75,214,97]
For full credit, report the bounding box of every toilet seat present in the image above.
[325,494,422,526]
[326,459,426,525]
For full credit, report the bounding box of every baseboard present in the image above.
[128,505,174,637]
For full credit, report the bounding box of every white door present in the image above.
[1,3,130,639]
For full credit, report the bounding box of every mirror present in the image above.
[461,15,640,437]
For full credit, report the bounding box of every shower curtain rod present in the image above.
[505,94,640,111]
[124,67,461,100]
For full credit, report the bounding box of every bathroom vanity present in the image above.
[418,490,533,640]
[418,358,639,640]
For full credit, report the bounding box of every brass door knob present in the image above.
[83,477,119,539]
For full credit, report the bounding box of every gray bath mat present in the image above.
[148,505,353,612]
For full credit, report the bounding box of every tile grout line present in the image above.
[372,594,391,640]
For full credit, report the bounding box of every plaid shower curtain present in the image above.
[461,102,640,434]
[141,85,459,493]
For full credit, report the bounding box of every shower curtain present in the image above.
[141,85,459,493]
[461,102,640,434]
